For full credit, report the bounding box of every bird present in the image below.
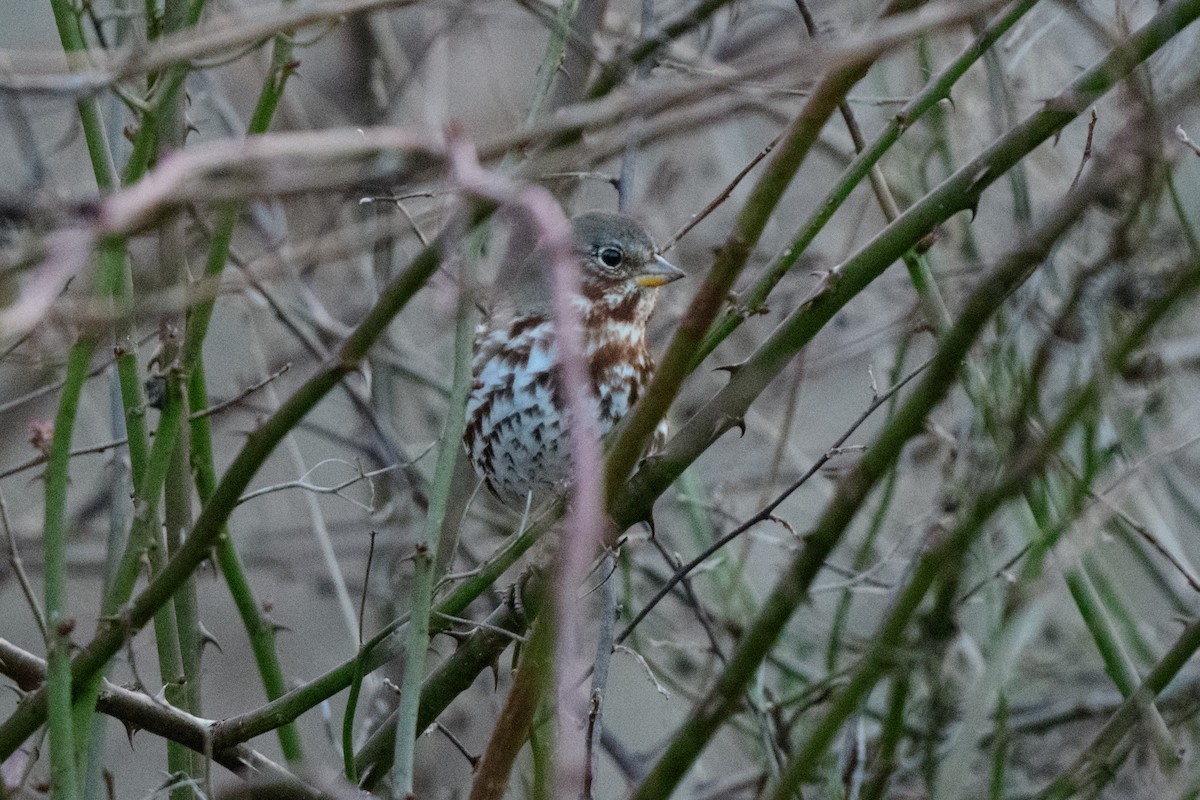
[463,211,685,510]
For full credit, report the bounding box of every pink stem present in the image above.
[447,132,604,798]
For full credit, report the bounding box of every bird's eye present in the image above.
[599,247,623,268]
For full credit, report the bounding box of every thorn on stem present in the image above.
[122,719,141,748]
[197,622,223,654]
[1177,125,1200,157]
[916,228,940,253]
[720,415,746,438]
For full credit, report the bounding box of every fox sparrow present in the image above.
[463,211,685,508]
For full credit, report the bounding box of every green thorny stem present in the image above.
[603,0,926,510]
[51,0,1198,771]
[50,0,207,784]
[0,212,475,762]
[695,0,1039,363]
[612,0,1200,529]
[178,6,306,761]
[42,340,93,800]
[207,505,554,757]
[762,273,1200,800]
[856,0,1173,768]
[155,9,205,786]
[621,6,1200,785]
[389,256,476,792]
[1035,613,1200,799]
[628,143,1167,800]
[45,0,188,785]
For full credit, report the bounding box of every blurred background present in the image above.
[2,0,1200,797]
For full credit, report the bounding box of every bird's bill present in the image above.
[635,255,686,287]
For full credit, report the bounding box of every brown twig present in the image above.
[616,356,932,646]
[0,490,46,638]
[192,362,291,421]
[0,367,297,482]
[1071,108,1100,189]
[0,638,329,798]
[646,536,726,663]
[0,0,424,95]
[659,133,782,253]
[584,550,618,800]
[359,531,379,645]
[435,721,480,770]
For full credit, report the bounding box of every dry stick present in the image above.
[645,536,726,663]
[659,133,782,254]
[1070,108,1101,189]
[755,350,805,511]
[0,203,476,762]
[615,356,931,647]
[435,722,480,769]
[0,639,330,799]
[389,209,473,795]
[237,460,421,508]
[0,0,424,95]
[958,544,1034,605]
[1052,452,1200,593]
[616,0,654,211]
[467,615,556,800]
[3,1,1003,240]
[445,135,606,800]
[602,0,948,516]
[584,555,617,800]
[6,729,46,800]
[0,368,291,482]
[630,150,1144,800]
[196,363,291,420]
[616,0,1200,532]
[0,489,47,637]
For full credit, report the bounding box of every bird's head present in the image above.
[571,211,685,297]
